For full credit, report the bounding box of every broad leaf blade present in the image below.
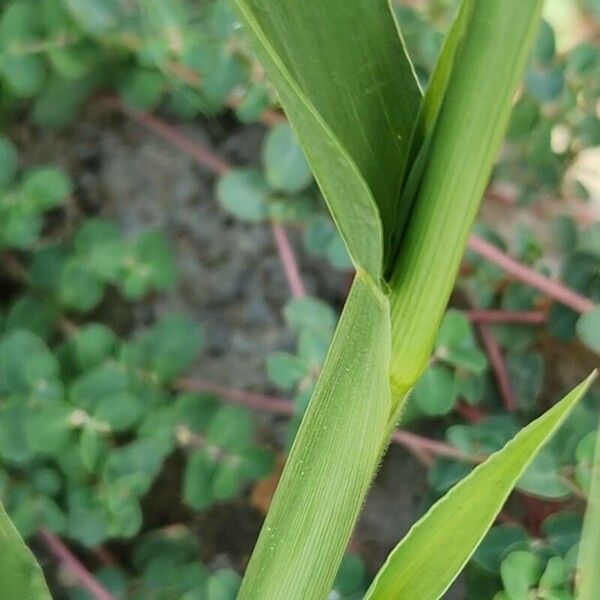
[577,419,600,599]
[0,502,52,599]
[238,274,394,599]
[232,0,421,279]
[365,372,597,600]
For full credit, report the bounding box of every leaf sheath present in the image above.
[237,273,394,599]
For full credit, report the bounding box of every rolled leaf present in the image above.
[365,372,597,600]
[389,0,544,389]
[388,0,475,258]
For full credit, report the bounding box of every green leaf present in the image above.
[69,362,130,412]
[325,233,353,271]
[94,391,143,432]
[206,569,241,600]
[119,68,164,110]
[175,393,219,434]
[577,423,600,599]
[104,481,143,539]
[284,296,337,338]
[5,295,58,339]
[539,556,566,591]
[32,74,93,128]
[59,258,105,311]
[235,84,270,123]
[0,400,32,464]
[506,351,545,413]
[121,314,203,383]
[500,551,542,598]
[66,486,109,546]
[412,364,457,416]
[435,310,487,373]
[579,223,600,256]
[531,20,556,65]
[447,416,519,456]
[552,215,578,253]
[577,306,600,353]
[79,426,106,472]
[472,525,528,573]
[62,0,123,35]
[0,54,45,97]
[183,450,217,510]
[0,330,61,402]
[454,371,484,405]
[507,97,540,141]
[517,449,571,500]
[119,230,176,299]
[576,431,597,492]
[364,373,595,600]
[542,512,583,556]
[232,0,421,279]
[103,439,167,496]
[0,136,18,187]
[0,1,46,98]
[21,166,73,210]
[239,275,393,599]
[212,462,242,501]
[64,323,117,372]
[0,498,52,598]
[428,458,472,494]
[332,554,367,597]
[206,406,252,452]
[239,448,274,480]
[526,66,564,103]
[73,218,120,255]
[0,204,42,249]
[26,403,73,455]
[262,123,312,194]
[268,193,314,223]
[266,352,309,390]
[216,169,270,222]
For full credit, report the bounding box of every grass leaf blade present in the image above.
[365,372,597,600]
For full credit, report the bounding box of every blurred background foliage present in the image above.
[0,0,599,598]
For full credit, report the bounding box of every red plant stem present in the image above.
[176,378,295,416]
[466,309,547,324]
[405,445,436,468]
[455,401,486,424]
[477,323,517,412]
[92,547,120,568]
[391,429,484,463]
[114,100,231,176]
[176,378,483,463]
[467,234,595,314]
[38,529,117,600]
[270,222,307,298]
